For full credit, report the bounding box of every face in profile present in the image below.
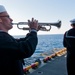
[0,12,13,32]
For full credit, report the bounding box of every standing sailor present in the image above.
[0,5,39,75]
[63,18,75,75]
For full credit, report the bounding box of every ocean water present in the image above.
[14,34,64,66]
[34,34,64,56]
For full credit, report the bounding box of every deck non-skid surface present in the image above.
[29,55,67,75]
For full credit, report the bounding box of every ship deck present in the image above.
[28,54,67,75]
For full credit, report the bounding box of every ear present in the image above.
[0,19,2,22]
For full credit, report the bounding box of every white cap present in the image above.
[0,5,6,13]
[70,19,75,24]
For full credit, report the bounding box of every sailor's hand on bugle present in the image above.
[28,18,39,32]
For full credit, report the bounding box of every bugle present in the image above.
[12,20,61,31]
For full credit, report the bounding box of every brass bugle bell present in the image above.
[12,20,61,31]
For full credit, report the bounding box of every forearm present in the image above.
[0,32,38,60]
[18,32,38,58]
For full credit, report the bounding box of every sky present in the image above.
[0,0,75,35]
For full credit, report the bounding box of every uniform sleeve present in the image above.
[18,32,38,59]
[0,32,38,60]
[63,32,67,47]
